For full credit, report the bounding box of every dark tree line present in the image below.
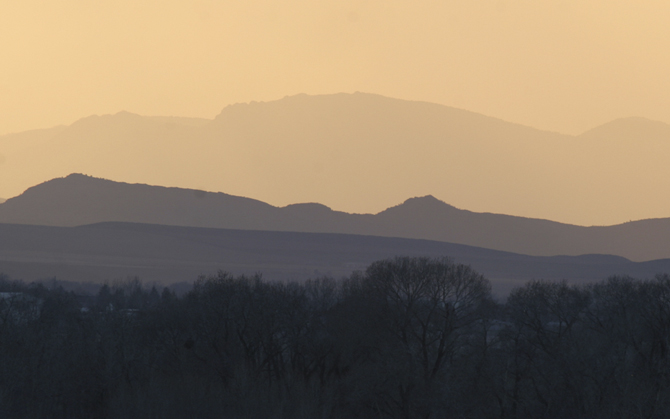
[1,258,670,418]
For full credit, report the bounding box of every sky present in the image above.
[2,0,670,137]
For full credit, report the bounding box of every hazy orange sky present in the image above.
[2,0,669,136]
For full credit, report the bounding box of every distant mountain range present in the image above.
[3,174,670,262]
[3,221,670,297]
[2,93,670,225]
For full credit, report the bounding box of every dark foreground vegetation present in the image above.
[2,257,670,418]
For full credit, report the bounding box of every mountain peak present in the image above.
[401,195,456,208]
[64,173,96,180]
[378,195,459,216]
[9,174,120,204]
[43,173,111,187]
[213,92,434,121]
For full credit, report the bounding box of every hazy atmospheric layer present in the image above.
[2,1,669,136]
[2,93,670,226]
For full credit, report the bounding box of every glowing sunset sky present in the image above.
[2,0,669,136]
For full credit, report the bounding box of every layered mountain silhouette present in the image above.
[3,221,670,297]
[2,174,670,262]
[2,93,670,225]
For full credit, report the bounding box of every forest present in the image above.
[1,256,670,419]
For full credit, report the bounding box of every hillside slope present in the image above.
[3,174,670,261]
[2,221,669,296]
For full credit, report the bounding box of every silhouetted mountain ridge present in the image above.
[3,174,670,262]
[0,174,278,229]
[3,92,670,225]
[2,221,670,297]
